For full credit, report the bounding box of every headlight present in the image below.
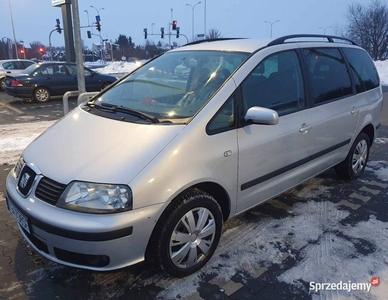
[57,181,132,214]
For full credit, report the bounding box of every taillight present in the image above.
[11,80,23,87]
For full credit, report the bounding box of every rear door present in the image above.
[236,49,313,213]
[301,47,359,170]
[37,64,75,95]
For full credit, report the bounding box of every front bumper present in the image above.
[6,170,166,271]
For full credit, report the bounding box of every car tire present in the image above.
[34,87,50,102]
[0,78,5,91]
[147,189,223,277]
[335,132,370,180]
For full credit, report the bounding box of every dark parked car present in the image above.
[5,62,117,102]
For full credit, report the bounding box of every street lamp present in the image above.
[186,1,201,41]
[151,23,155,35]
[319,26,332,35]
[84,10,90,26]
[264,20,280,39]
[8,0,19,59]
[90,5,105,18]
[204,0,206,38]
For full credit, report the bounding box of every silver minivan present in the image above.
[5,35,383,277]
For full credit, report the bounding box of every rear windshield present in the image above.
[92,50,249,123]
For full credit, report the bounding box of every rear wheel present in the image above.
[147,190,223,277]
[0,78,5,91]
[34,87,50,102]
[335,132,370,180]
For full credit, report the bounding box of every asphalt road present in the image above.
[0,89,388,300]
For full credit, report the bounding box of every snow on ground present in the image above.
[374,60,388,85]
[0,121,55,165]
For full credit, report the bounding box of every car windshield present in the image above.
[92,50,249,123]
[23,63,39,74]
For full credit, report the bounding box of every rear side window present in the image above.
[342,48,379,93]
[241,50,305,116]
[303,48,352,104]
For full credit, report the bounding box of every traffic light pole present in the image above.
[144,33,189,45]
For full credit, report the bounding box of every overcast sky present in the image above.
[0,0,361,49]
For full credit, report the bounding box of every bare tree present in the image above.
[206,28,222,39]
[344,0,388,60]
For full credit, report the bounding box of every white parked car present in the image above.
[6,35,382,277]
[0,59,36,91]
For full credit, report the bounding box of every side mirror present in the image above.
[244,106,279,125]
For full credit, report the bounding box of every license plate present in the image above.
[8,200,31,234]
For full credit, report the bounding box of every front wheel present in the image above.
[34,87,50,102]
[147,190,223,277]
[335,132,370,180]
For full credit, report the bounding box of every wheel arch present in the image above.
[144,181,231,259]
[361,123,375,146]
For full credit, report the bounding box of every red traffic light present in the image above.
[95,21,101,32]
[172,20,177,30]
[39,47,45,54]
[20,49,25,54]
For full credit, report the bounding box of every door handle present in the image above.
[351,107,359,115]
[299,124,312,133]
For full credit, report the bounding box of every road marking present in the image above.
[349,193,371,202]
[367,180,388,189]
[337,200,361,210]
[0,102,25,115]
[221,281,244,296]
[251,267,268,279]
[359,186,380,195]
[185,292,204,300]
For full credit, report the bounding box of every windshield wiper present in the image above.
[100,103,159,123]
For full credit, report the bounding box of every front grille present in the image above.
[17,166,36,196]
[35,177,67,205]
[54,248,110,267]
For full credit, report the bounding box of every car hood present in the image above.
[23,106,184,185]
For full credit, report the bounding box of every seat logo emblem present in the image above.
[20,173,31,189]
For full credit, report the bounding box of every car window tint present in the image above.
[2,62,12,69]
[12,61,24,69]
[241,50,305,116]
[342,48,379,92]
[207,96,235,134]
[303,48,352,104]
[22,61,35,68]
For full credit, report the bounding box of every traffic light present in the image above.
[144,28,148,39]
[95,21,101,32]
[87,31,92,39]
[56,24,62,34]
[172,20,177,30]
[20,49,25,55]
[176,27,180,38]
[39,47,45,54]
[161,27,164,39]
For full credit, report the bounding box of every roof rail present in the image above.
[182,38,246,47]
[268,34,357,46]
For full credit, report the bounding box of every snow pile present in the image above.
[96,61,145,75]
[0,121,55,165]
[374,60,388,84]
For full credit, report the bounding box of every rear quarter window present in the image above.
[342,48,380,93]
